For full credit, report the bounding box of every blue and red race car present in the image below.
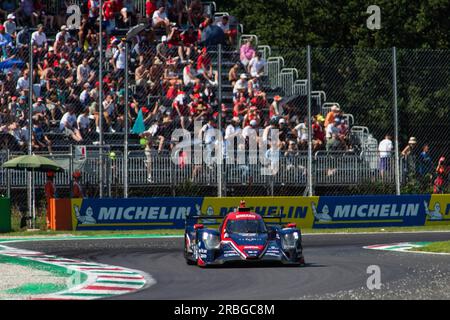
[184,201,305,267]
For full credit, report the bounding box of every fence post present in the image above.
[124,41,129,198]
[28,33,33,228]
[306,45,314,196]
[392,47,401,195]
[217,44,223,197]
[6,149,10,198]
[98,0,104,198]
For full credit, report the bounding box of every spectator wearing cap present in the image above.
[0,25,13,48]
[156,35,170,62]
[240,39,256,68]
[402,137,418,180]
[44,171,56,228]
[324,104,340,128]
[152,6,170,35]
[269,95,283,119]
[31,24,47,48]
[197,47,217,86]
[55,25,70,44]
[233,73,248,101]
[4,13,16,36]
[312,115,326,151]
[378,134,393,179]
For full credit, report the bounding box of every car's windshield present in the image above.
[226,219,267,234]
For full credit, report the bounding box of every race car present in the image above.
[184,201,305,267]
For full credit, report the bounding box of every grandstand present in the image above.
[0,0,400,198]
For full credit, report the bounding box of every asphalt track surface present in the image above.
[7,232,450,300]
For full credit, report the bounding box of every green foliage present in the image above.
[216,0,450,49]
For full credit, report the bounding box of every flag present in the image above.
[131,109,146,134]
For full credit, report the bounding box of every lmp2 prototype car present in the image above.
[184,201,305,267]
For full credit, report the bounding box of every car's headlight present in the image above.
[202,233,221,250]
[282,233,298,250]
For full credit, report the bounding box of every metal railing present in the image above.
[1,150,403,189]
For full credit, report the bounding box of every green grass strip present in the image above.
[413,240,450,253]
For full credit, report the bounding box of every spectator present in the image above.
[324,104,340,128]
[0,25,13,48]
[402,136,418,179]
[200,17,225,46]
[152,6,170,35]
[325,117,340,141]
[434,157,448,194]
[77,58,94,85]
[224,116,242,159]
[215,15,237,45]
[71,171,84,198]
[418,144,433,177]
[233,73,248,101]
[18,0,34,26]
[326,133,345,151]
[228,63,239,86]
[240,39,255,68]
[269,95,283,119]
[16,70,30,94]
[188,0,203,27]
[378,134,393,179]
[248,52,266,78]
[180,26,198,60]
[4,13,17,36]
[31,119,53,153]
[0,0,18,21]
[60,106,83,142]
[295,117,309,149]
[145,0,157,24]
[31,24,47,48]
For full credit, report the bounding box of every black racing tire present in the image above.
[186,257,196,265]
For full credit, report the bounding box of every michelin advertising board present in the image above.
[70,195,450,231]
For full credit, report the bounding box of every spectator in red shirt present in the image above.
[197,47,217,86]
[312,115,325,151]
[181,26,197,60]
[145,0,157,24]
[102,0,116,33]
